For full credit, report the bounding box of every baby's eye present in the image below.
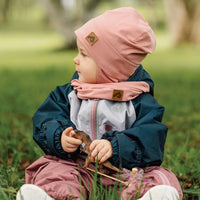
[80,51,87,57]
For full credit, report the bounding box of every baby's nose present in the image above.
[73,56,79,65]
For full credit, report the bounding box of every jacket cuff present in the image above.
[54,126,69,156]
[44,121,62,156]
[44,121,76,159]
[110,138,120,167]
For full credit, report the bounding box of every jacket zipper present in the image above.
[91,99,98,140]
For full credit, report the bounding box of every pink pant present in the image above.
[25,155,182,200]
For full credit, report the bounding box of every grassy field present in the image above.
[0,27,200,199]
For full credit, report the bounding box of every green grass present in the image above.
[0,27,200,199]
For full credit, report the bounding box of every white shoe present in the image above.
[16,184,54,200]
[138,185,180,200]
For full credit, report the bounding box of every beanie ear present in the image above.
[75,7,156,83]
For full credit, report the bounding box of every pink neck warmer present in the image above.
[71,79,150,101]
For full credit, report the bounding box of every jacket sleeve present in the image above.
[32,83,78,159]
[102,93,168,169]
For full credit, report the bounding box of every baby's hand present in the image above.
[61,127,82,153]
[89,139,112,163]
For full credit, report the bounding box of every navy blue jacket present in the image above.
[33,65,167,169]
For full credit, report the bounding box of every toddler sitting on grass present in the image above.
[17,7,182,200]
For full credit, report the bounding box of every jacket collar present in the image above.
[127,65,154,96]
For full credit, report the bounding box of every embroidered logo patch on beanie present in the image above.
[85,32,98,46]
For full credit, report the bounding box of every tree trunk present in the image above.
[39,0,106,49]
[39,0,76,48]
[164,0,200,46]
[1,0,11,23]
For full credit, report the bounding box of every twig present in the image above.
[86,167,129,186]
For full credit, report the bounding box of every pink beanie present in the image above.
[75,7,156,83]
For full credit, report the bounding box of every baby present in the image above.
[16,7,182,200]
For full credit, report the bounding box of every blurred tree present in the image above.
[165,0,200,46]
[0,0,11,23]
[39,0,117,49]
[0,0,39,24]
